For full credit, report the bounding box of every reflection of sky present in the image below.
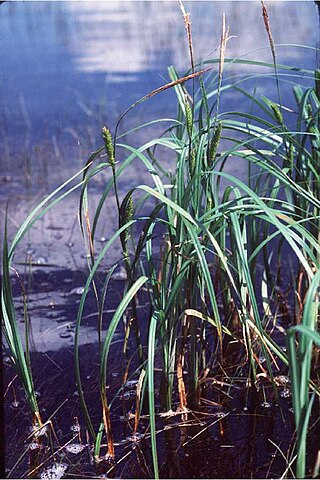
[0,1,319,264]
[64,1,318,73]
[0,1,318,140]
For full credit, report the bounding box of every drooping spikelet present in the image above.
[184,96,193,138]
[102,126,115,166]
[120,194,135,247]
[270,103,283,126]
[208,122,222,166]
[288,141,294,171]
[188,148,196,178]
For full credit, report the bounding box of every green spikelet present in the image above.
[102,126,115,166]
[270,103,283,126]
[125,196,134,225]
[120,195,134,247]
[188,149,196,178]
[209,122,222,167]
[184,96,193,138]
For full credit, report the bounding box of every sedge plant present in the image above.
[2,5,320,479]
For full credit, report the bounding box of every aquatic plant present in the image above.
[75,49,319,480]
[287,270,320,479]
[2,3,320,478]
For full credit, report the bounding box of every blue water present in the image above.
[0,1,318,265]
[0,2,318,151]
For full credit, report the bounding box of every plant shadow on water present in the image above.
[2,263,314,479]
[2,2,320,479]
[4,268,297,479]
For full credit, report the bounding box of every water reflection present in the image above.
[0,1,318,267]
[37,2,320,74]
[1,1,317,148]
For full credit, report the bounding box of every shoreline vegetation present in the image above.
[2,2,320,478]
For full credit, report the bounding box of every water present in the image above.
[0,1,318,266]
[2,3,320,478]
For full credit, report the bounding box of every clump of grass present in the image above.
[2,4,320,479]
[287,269,320,479]
[2,217,41,428]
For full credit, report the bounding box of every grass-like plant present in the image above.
[287,269,320,479]
[2,3,320,479]
[75,60,320,480]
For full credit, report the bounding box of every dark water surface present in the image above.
[1,2,319,267]
[1,2,320,478]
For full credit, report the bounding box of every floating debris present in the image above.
[69,287,84,296]
[40,463,68,480]
[119,412,135,422]
[65,443,86,455]
[112,372,120,378]
[70,424,81,433]
[121,390,136,401]
[11,401,20,409]
[279,387,291,398]
[66,242,74,248]
[125,379,139,388]
[99,236,106,243]
[128,432,144,442]
[274,375,290,386]
[117,432,144,445]
[261,401,272,409]
[214,411,226,418]
[59,332,73,339]
[30,424,48,438]
[55,316,68,324]
[3,356,11,366]
[63,278,73,284]
[29,442,40,451]
[160,409,175,418]
[36,257,47,265]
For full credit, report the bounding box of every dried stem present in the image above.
[219,13,230,84]
[178,0,195,74]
